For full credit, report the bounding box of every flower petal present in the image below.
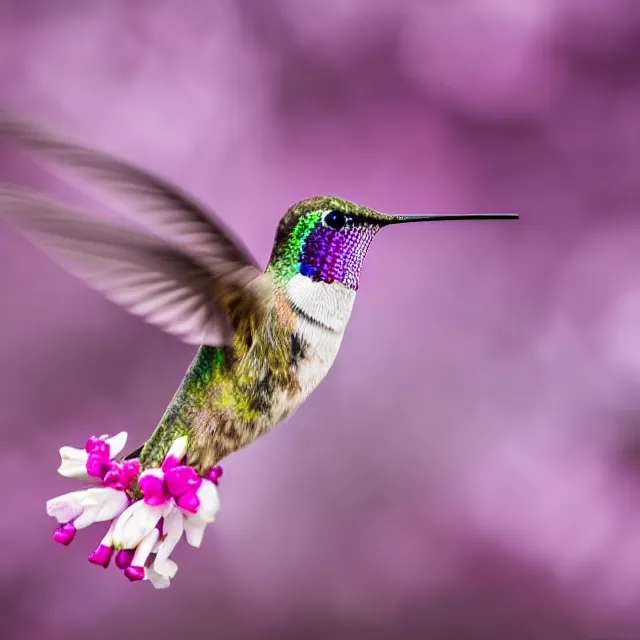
[88,518,118,566]
[85,452,109,479]
[57,446,90,479]
[139,468,169,505]
[74,487,129,529]
[180,480,220,547]
[53,522,77,545]
[189,479,220,523]
[105,431,128,457]
[125,528,159,582]
[165,465,201,497]
[205,465,223,484]
[115,549,135,569]
[88,544,114,567]
[176,490,199,513]
[161,435,189,472]
[182,518,208,548]
[146,563,172,589]
[46,489,87,523]
[113,500,164,549]
[153,505,184,575]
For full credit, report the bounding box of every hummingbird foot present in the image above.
[46,432,223,588]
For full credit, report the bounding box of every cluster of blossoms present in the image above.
[46,432,222,588]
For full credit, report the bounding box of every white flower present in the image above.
[112,499,167,549]
[123,528,161,582]
[153,505,183,575]
[181,479,220,548]
[46,486,129,529]
[145,563,173,589]
[57,432,128,479]
[46,430,223,588]
[135,481,220,588]
[88,518,119,567]
[46,490,87,524]
[74,488,130,528]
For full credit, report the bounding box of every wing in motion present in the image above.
[0,115,270,346]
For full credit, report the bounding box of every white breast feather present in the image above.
[277,274,356,411]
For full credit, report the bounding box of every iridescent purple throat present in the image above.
[299,223,379,290]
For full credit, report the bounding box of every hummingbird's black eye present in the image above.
[323,210,347,230]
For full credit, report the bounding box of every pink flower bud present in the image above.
[88,544,114,568]
[165,465,201,497]
[53,522,76,546]
[205,466,223,485]
[139,470,170,506]
[124,565,145,582]
[86,452,109,479]
[115,549,135,569]
[176,491,200,514]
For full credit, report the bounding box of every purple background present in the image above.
[1,1,640,638]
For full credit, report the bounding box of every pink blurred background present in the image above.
[1,1,640,638]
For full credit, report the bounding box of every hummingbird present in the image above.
[0,116,518,475]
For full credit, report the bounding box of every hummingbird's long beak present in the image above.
[377,212,519,226]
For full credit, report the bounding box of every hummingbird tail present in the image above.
[45,430,223,588]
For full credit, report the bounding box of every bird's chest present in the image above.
[293,324,345,401]
[268,274,356,421]
[268,327,345,424]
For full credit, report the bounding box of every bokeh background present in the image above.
[1,1,639,638]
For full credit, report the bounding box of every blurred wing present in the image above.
[0,113,261,285]
[0,187,260,346]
